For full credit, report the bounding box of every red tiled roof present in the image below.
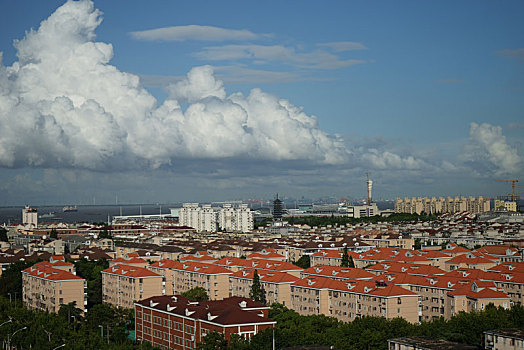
[231,269,299,283]
[23,265,83,281]
[302,265,375,280]
[136,295,274,326]
[102,265,161,278]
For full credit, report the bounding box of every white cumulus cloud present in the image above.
[463,122,522,175]
[0,0,348,171]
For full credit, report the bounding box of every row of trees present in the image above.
[199,303,524,349]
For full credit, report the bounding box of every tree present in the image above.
[181,287,209,301]
[249,270,265,303]
[341,246,350,267]
[0,227,8,242]
[348,255,355,268]
[98,229,111,239]
[50,228,58,239]
[414,238,422,250]
[197,331,228,350]
[294,255,310,269]
[58,301,83,323]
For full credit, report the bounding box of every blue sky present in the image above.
[0,0,522,205]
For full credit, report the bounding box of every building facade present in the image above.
[22,264,86,314]
[101,265,163,309]
[395,196,490,215]
[135,295,275,350]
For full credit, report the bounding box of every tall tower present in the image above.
[273,194,283,221]
[366,173,373,204]
[22,205,38,228]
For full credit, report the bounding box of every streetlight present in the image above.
[98,324,103,337]
[52,344,65,350]
[7,326,27,349]
[0,319,12,327]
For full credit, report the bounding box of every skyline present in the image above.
[0,0,523,205]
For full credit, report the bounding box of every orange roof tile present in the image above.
[23,265,83,281]
[102,265,161,278]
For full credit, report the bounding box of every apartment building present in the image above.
[217,204,254,232]
[101,265,163,309]
[148,260,232,300]
[109,257,149,268]
[229,268,299,307]
[22,264,86,314]
[178,203,217,233]
[447,282,511,316]
[388,337,477,350]
[135,295,275,350]
[444,253,498,271]
[290,276,419,323]
[484,329,524,350]
[394,196,490,215]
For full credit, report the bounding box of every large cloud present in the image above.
[0,0,348,171]
[462,122,522,175]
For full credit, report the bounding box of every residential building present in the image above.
[135,295,275,349]
[395,196,490,215]
[101,265,163,309]
[229,268,299,307]
[22,264,86,314]
[290,276,419,323]
[178,203,217,233]
[484,329,524,350]
[388,337,477,350]
[22,205,38,228]
[149,260,233,300]
[218,204,254,232]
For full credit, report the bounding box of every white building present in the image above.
[22,205,38,228]
[178,203,217,233]
[347,203,379,218]
[178,203,253,233]
[218,204,254,232]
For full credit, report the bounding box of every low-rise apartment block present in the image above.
[22,264,86,314]
[102,265,163,309]
[135,295,275,350]
[229,268,299,307]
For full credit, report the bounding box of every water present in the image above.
[0,204,179,225]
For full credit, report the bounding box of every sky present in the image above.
[0,0,523,205]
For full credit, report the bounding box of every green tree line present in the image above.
[199,303,524,350]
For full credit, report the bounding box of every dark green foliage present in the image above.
[50,228,58,239]
[414,238,422,250]
[197,331,229,349]
[348,256,355,268]
[0,227,8,242]
[341,246,350,267]
[249,270,264,303]
[0,259,40,299]
[0,296,154,349]
[99,229,112,239]
[181,286,209,301]
[244,303,524,350]
[285,213,436,227]
[294,255,310,269]
[74,258,109,308]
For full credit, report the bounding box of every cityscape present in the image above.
[1,0,524,350]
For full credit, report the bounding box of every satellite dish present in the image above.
[94,235,98,239]
[42,235,47,240]
[140,233,144,237]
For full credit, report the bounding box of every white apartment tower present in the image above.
[22,205,38,228]
[218,204,254,232]
[178,203,217,233]
[178,203,253,233]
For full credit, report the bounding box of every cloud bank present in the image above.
[0,0,348,171]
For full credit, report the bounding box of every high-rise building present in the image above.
[218,204,254,232]
[178,203,217,233]
[22,205,38,228]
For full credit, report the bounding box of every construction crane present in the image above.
[496,179,519,201]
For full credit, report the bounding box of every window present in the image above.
[397,298,402,304]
